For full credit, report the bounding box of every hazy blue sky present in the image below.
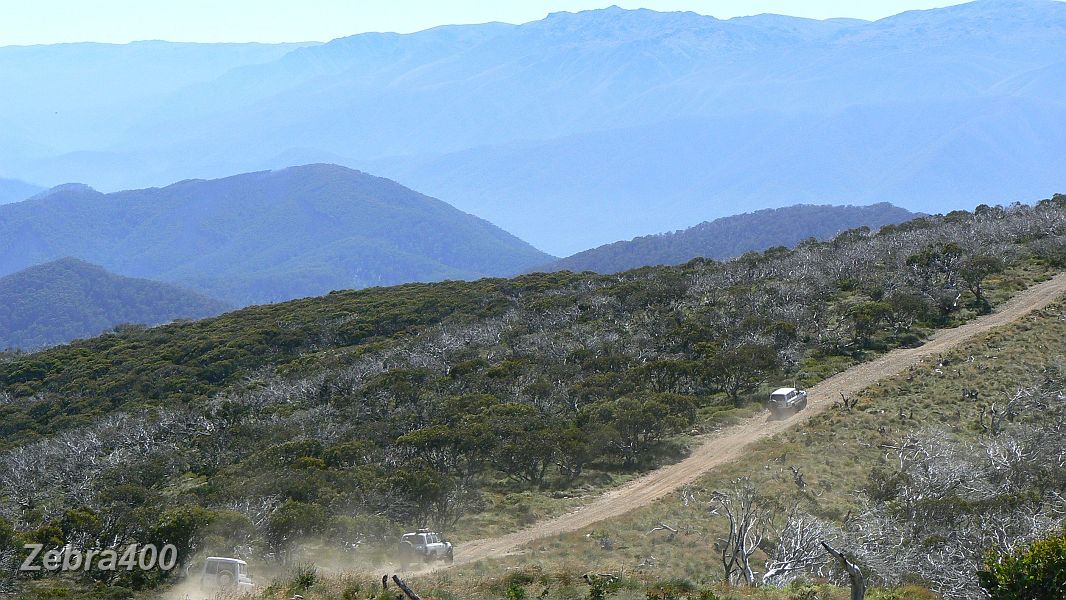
[0,0,987,45]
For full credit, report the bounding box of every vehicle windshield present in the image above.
[238,563,247,576]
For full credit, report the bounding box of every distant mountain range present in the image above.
[1,1,1064,253]
[540,203,918,273]
[0,40,314,161]
[0,258,228,350]
[0,164,552,305]
[0,177,42,204]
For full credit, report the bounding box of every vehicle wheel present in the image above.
[218,571,235,589]
[446,548,454,564]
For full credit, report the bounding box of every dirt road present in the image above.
[429,273,1066,571]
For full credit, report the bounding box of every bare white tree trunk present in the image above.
[712,478,767,586]
[822,542,866,600]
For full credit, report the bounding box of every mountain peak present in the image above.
[533,5,721,39]
[0,164,552,306]
[273,162,368,178]
[157,163,371,193]
[30,183,100,201]
[44,256,99,269]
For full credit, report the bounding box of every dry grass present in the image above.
[382,298,1066,599]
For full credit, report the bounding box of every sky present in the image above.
[0,0,985,45]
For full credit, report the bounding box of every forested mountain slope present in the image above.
[541,203,917,273]
[0,258,229,351]
[0,164,552,305]
[0,196,1062,597]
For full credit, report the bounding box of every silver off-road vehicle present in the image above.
[398,529,453,568]
[769,387,808,419]
[199,556,255,593]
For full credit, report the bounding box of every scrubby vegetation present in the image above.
[0,196,1064,597]
[979,526,1066,600]
[407,291,1065,600]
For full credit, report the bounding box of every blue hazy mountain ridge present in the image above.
[0,165,553,306]
[368,96,1066,254]
[0,258,229,351]
[0,178,43,205]
[0,40,315,154]
[1,1,1065,253]
[539,203,918,274]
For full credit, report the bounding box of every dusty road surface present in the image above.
[416,273,1066,572]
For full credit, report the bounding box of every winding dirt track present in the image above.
[439,273,1066,571]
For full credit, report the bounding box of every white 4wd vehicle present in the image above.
[398,529,453,567]
[199,556,255,593]
[769,387,808,419]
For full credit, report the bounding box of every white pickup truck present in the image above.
[769,387,808,418]
[398,529,454,568]
[199,556,255,593]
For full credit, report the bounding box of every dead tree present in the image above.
[679,485,697,507]
[392,575,423,600]
[712,478,768,586]
[846,387,1066,600]
[821,542,866,600]
[981,389,1028,436]
[839,393,859,413]
[647,522,678,541]
[762,510,832,585]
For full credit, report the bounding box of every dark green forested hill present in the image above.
[0,164,553,305]
[0,258,229,350]
[540,203,917,273]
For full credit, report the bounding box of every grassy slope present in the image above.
[344,294,1066,600]
[434,261,1054,543]
[97,268,1063,600]
[12,264,1058,600]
